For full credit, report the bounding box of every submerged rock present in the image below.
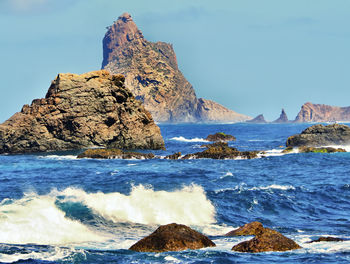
[129,223,216,252]
[298,146,346,153]
[77,149,155,159]
[0,70,165,154]
[165,152,182,160]
[229,222,301,253]
[308,236,345,243]
[286,124,350,147]
[182,142,261,160]
[206,132,236,142]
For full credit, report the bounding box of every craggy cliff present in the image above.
[295,102,350,122]
[102,13,249,123]
[0,70,165,154]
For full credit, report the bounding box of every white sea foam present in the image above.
[0,247,85,263]
[38,155,77,160]
[0,194,105,245]
[249,184,296,191]
[170,136,208,143]
[59,184,216,226]
[295,234,350,254]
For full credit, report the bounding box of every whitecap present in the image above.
[38,155,77,160]
[249,184,296,191]
[170,136,208,143]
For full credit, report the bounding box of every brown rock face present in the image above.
[129,223,216,252]
[225,221,264,236]
[77,148,155,159]
[230,222,301,253]
[295,102,350,122]
[102,13,249,123]
[0,70,165,154]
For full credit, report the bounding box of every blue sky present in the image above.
[0,0,350,122]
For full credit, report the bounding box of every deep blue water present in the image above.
[0,123,350,263]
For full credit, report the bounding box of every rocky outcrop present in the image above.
[206,132,236,142]
[0,70,165,154]
[182,142,262,160]
[77,148,155,159]
[165,152,182,160]
[283,146,346,154]
[129,223,215,252]
[294,102,350,122]
[229,222,301,253]
[225,221,264,236]
[102,13,249,123]
[246,114,267,123]
[273,109,289,123]
[308,236,345,243]
[286,124,350,147]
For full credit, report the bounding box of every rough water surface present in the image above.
[0,123,350,263]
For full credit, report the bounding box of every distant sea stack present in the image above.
[294,102,350,122]
[0,70,165,154]
[102,13,249,123]
[273,109,289,123]
[247,114,267,123]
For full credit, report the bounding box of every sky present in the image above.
[0,0,350,122]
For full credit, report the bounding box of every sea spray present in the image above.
[0,194,105,245]
[59,184,216,225]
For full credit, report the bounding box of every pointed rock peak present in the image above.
[273,108,289,123]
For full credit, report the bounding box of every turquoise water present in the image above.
[0,123,349,263]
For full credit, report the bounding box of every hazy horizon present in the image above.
[0,0,349,123]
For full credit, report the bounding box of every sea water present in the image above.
[0,123,349,263]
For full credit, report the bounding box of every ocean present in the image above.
[0,123,349,263]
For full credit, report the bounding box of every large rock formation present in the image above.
[286,124,350,147]
[129,223,215,252]
[102,13,249,123]
[0,70,165,154]
[295,102,350,122]
[273,109,289,123]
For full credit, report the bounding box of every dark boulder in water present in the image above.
[230,222,301,253]
[77,148,155,159]
[308,236,345,243]
[225,221,264,236]
[129,223,216,252]
[182,142,262,160]
[286,124,350,147]
[283,146,346,154]
[205,132,236,142]
[165,152,182,160]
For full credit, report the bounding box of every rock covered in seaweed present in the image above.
[286,124,350,147]
[205,132,236,142]
[182,142,262,160]
[308,236,345,243]
[77,149,155,159]
[0,70,165,154]
[129,223,216,252]
[229,221,301,253]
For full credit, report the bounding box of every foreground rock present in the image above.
[0,70,165,154]
[308,236,345,243]
[247,114,267,123]
[229,222,301,253]
[286,124,350,147]
[77,149,155,159]
[225,221,264,236]
[283,146,346,154]
[206,132,236,142]
[182,142,262,160]
[295,102,350,122]
[102,13,249,123]
[129,223,215,252]
[273,109,289,123]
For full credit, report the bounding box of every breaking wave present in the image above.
[170,136,208,143]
